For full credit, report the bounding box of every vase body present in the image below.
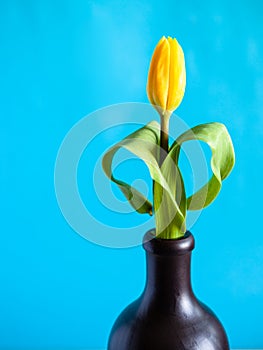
[107,230,230,350]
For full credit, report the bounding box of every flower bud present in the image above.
[147,36,186,116]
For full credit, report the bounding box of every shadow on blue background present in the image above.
[1,0,263,348]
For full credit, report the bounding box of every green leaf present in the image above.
[169,122,235,210]
[102,120,235,240]
[102,122,158,215]
[102,121,185,233]
[153,155,186,238]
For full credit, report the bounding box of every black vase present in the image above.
[107,230,230,350]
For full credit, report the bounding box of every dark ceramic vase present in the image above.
[107,230,230,350]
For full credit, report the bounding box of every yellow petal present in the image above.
[166,37,186,112]
[147,37,170,113]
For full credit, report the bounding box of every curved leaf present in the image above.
[102,120,235,239]
[153,155,187,238]
[102,122,158,215]
[102,121,185,230]
[169,122,235,210]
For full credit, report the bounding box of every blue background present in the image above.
[1,0,263,348]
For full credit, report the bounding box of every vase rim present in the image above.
[143,229,195,256]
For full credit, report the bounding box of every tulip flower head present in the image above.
[147,36,186,117]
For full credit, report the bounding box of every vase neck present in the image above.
[142,231,195,300]
[145,251,193,296]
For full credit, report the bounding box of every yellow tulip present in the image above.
[147,36,186,116]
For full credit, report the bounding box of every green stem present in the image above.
[152,112,171,238]
[158,225,183,239]
[159,113,170,165]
